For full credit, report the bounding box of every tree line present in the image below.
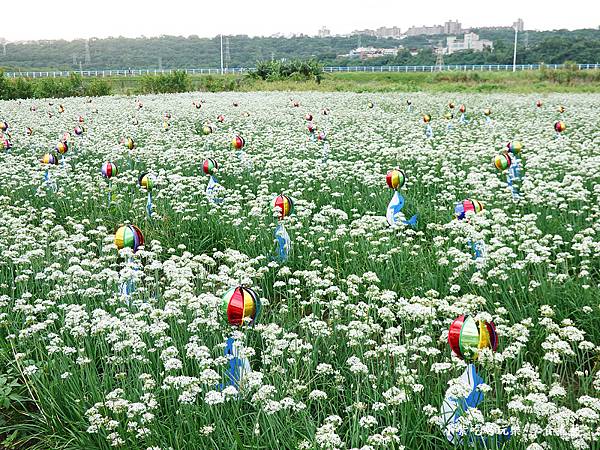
[0,29,598,71]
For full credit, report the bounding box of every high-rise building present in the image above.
[351,29,376,37]
[512,18,525,32]
[406,25,444,36]
[375,26,402,38]
[318,27,331,38]
[444,20,462,35]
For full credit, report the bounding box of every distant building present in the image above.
[406,25,444,36]
[444,20,462,35]
[350,27,402,38]
[446,32,493,54]
[318,26,331,38]
[375,26,402,38]
[348,19,524,39]
[341,46,401,59]
[478,20,525,32]
[351,29,377,36]
[476,26,509,31]
[513,18,524,32]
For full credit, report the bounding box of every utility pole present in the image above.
[225,37,231,69]
[220,34,224,75]
[85,39,91,64]
[512,26,518,72]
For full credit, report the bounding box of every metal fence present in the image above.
[324,63,600,72]
[4,63,600,78]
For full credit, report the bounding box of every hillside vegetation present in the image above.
[0,29,599,71]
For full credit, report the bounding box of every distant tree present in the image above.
[0,31,598,71]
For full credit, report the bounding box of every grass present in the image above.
[0,91,599,449]
[99,69,600,95]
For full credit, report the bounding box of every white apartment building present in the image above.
[343,46,400,58]
[446,32,493,54]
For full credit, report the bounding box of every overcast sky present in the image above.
[3,0,598,41]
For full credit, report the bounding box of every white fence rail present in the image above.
[4,63,600,78]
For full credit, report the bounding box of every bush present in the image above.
[34,78,68,98]
[139,71,190,94]
[0,71,112,100]
[249,59,324,83]
[0,71,10,99]
[85,78,112,97]
[12,77,35,99]
[196,75,245,92]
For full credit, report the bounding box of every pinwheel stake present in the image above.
[458,105,468,124]
[554,120,566,139]
[386,169,417,228]
[202,158,223,204]
[40,153,59,192]
[444,112,454,131]
[317,129,329,163]
[495,143,524,201]
[272,194,293,262]
[102,162,118,207]
[441,315,511,446]
[56,140,68,167]
[114,224,144,305]
[454,199,486,262]
[423,114,433,138]
[506,142,524,199]
[231,134,252,171]
[483,108,492,126]
[138,172,156,220]
[217,286,261,390]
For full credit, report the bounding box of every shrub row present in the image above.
[139,71,190,94]
[0,72,112,100]
[248,59,324,83]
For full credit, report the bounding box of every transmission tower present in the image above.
[435,41,444,71]
[523,31,529,49]
[85,39,91,64]
[225,37,231,69]
[72,53,77,66]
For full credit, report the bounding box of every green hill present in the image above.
[0,29,599,71]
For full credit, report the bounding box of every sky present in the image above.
[3,0,598,41]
